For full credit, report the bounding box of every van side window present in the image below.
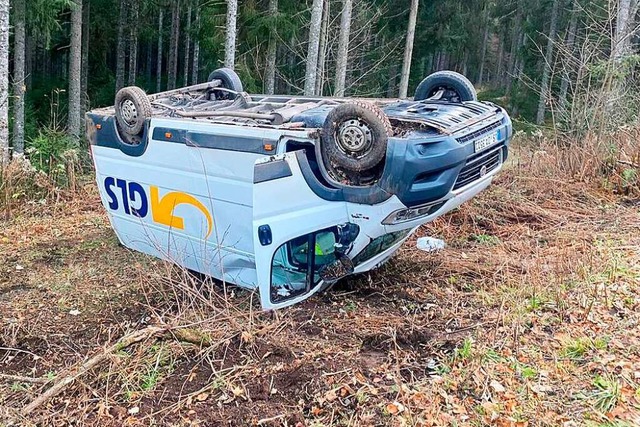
[271,228,338,303]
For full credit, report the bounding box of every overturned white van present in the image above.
[86,68,512,310]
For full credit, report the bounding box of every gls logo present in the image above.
[104,177,213,239]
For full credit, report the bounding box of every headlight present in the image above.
[382,201,446,225]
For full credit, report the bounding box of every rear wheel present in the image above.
[207,68,244,99]
[414,71,477,102]
[321,101,392,185]
[114,86,152,143]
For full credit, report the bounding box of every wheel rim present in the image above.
[336,119,373,158]
[119,99,138,128]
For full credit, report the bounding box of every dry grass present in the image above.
[0,141,639,426]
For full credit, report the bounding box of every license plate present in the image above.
[474,133,498,153]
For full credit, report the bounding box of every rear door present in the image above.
[252,152,350,310]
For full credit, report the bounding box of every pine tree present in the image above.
[68,0,83,142]
[0,0,8,164]
[128,0,139,86]
[183,4,192,86]
[156,9,164,92]
[12,0,26,155]
[168,0,180,89]
[304,0,324,96]
[265,0,278,94]
[192,2,200,84]
[116,0,128,93]
[399,0,419,98]
[81,0,90,115]
[335,0,353,97]
[225,0,238,69]
[536,0,560,125]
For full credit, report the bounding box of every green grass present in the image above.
[591,375,622,413]
[454,337,474,361]
[471,234,501,246]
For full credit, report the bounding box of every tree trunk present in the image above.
[387,64,398,98]
[316,0,330,95]
[168,1,180,90]
[225,0,238,69]
[192,2,200,84]
[0,0,7,164]
[156,9,164,92]
[183,5,191,86]
[128,0,139,86]
[559,0,579,109]
[68,0,83,142]
[399,0,419,98]
[615,0,632,59]
[286,35,295,94]
[25,31,33,88]
[145,42,153,85]
[116,0,128,93]
[505,3,522,94]
[303,0,324,96]
[536,0,560,125]
[334,0,353,97]
[461,50,469,76]
[265,0,278,94]
[494,37,505,86]
[12,0,26,155]
[477,4,490,86]
[81,0,90,115]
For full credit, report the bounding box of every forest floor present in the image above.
[1,147,640,427]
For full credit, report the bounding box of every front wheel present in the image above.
[321,101,392,185]
[414,71,477,103]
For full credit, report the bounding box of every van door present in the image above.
[252,152,350,310]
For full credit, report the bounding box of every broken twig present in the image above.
[22,325,165,415]
[0,374,50,384]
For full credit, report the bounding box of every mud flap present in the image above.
[252,152,350,310]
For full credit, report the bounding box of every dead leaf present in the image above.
[195,392,209,402]
[490,379,506,393]
[386,401,405,415]
[241,330,253,343]
[325,390,337,402]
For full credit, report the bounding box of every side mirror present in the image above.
[318,256,354,282]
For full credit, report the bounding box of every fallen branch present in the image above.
[617,159,640,168]
[22,325,166,415]
[0,374,50,384]
[171,328,213,346]
[0,346,40,359]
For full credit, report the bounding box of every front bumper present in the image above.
[378,112,511,207]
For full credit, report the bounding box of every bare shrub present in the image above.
[514,0,640,195]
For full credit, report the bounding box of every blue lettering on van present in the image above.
[102,177,213,238]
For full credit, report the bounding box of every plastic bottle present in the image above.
[416,237,446,252]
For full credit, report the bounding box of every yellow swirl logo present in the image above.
[104,177,213,239]
[150,186,213,239]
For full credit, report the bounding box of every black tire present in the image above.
[114,86,152,138]
[321,101,392,175]
[414,71,477,102]
[207,68,244,93]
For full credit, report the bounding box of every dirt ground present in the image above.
[1,152,639,426]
